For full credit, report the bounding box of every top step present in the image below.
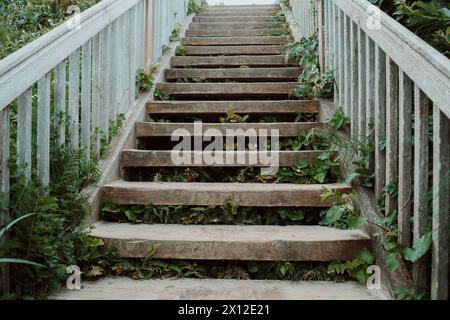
[197,11,279,17]
[194,16,280,23]
[204,5,279,11]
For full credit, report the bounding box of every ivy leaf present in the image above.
[322,206,345,225]
[403,232,432,263]
[386,252,401,272]
[358,248,375,265]
[342,172,360,184]
[348,216,368,229]
[383,241,401,252]
[352,269,368,284]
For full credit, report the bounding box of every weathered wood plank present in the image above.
[385,58,399,215]
[181,36,293,46]
[102,181,353,207]
[431,106,450,300]
[357,29,367,139]
[343,15,351,116]
[135,122,324,138]
[183,45,288,56]
[54,61,66,147]
[374,46,386,200]
[193,16,280,23]
[165,68,302,82]
[121,150,333,168]
[0,107,10,293]
[156,83,298,98]
[350,21,359,140]
[147,100,320,114]
[37,73,51,186]
[186,29,284,37]
[398,71,413,247]
[197,11,279,17]
[171,56,292,68]
[91,33,102,157]
[189,22,284,30]
[90,222,371,261]
[69,49,81,150]
[81,40,92,159]
[50,278,391,301]
[413,86,430,294]
[338,9,345,109]
[17,88,33,179]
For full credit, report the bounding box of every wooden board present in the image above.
[88,222,371,261]
[102,181,352,207]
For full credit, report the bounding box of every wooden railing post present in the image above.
[144,0,154,73]
[318,0,325,73]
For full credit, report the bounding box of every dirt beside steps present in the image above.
[51,5,390,301]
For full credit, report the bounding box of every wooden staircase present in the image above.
[53,5,390,300]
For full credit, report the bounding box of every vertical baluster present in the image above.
[1,106,10,293]
[350,22,358,140]
[344,16,351,116]
[398,71,413,247]
[110,19,118,122]
[338,9,345,109]
[385,59,399,216]
[54,61,66,147]
[357,29,366,140]
[366,38,375,134]
[81,40,92,159]
[92,33,102,158]
[69,49,80,150]
[123,11,131,112]
[333,4,339,107]
[129,5,137,104]
[431,106,449,300]
[101,25,111,145]
[374,46,386,200]
[37,73,51,186]
[413,87,430,294]
[17,88,33,179]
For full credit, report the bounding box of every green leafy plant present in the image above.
[220,110,249,123]
[169,24,182,42]
[154,88,172,101]
[187,0,203,15]
[320,189,368,229]
[176,45,187,56]
[162,44,171,55]
[394,285,426,300]
[284,34,335,99]
[328,249,375,284]
[136,70,155,92]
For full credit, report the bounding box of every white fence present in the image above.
[289,0,450,300]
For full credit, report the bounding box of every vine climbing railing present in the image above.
[0,0,190,293]
[289,0,450,300]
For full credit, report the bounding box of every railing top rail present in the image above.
[0,0,140,112]
[332,0,450,118]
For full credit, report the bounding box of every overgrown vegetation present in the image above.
[187,0,203,15]
[284,34,335,99]
[136,70,155,92]
[368,0,449,57]
[169,24,182,42]
[0,0,100,60]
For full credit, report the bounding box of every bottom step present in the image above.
[50,278,391,300]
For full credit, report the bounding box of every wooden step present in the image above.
[193,16,281,23]
[182,45,288,56]
[156,83,298,99]
[165,68,301,82]
[135,122,324,138]
[181,36,292,46]
[87,222,371,261]
[205,5,280,11]
[171,56,293,68]
[50,278,391,300]
[121,150,331,168]
[189,22,284,30]
[197,11,279,17]
[102,181,352,207]
[147,100,320,115]
[186,29,284,37]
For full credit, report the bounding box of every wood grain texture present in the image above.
[171,56,292,68]
[89,222,371,261]
[102,181,352,207]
